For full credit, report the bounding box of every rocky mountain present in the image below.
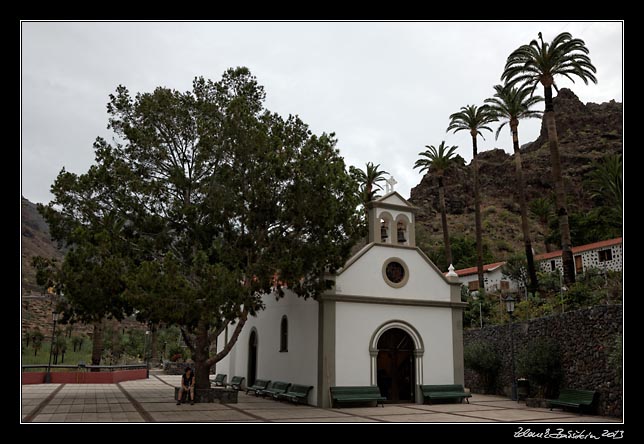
[409,88,622,266]
[21,196,63,294]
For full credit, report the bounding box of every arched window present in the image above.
[279,315,288,352]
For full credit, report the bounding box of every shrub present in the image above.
[464,341,501,393]
[516,339,562,398]
[31,329,44,356]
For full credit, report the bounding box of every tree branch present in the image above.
[206,308,249,367]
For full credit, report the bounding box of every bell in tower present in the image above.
[397,222,406,243]
[380,220,389,241]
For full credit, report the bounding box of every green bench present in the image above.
[330,386,386,408]
[211,373,227,387]
[547,389,597,414]
[421,384,471,404]
[258,381,291,398]
[246,379,271,395]
[227,376,245,391]
[277,384,314,404]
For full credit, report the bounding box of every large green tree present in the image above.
[99,67,361,389]
[485,84,543,293]
[38,150,135,365]
[502,31,597,285]
[413,141,459,268]
[447,105,497,290]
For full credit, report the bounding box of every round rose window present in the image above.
[385,261,405,283]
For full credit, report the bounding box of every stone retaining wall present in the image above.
[464,305,622,417]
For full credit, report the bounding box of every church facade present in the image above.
[217,191,467,407]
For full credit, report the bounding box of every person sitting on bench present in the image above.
[177,366,195,405]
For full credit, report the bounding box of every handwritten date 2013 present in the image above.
[514,427,624,439]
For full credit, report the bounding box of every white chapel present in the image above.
[217,189,467,407]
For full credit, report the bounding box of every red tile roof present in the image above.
[535,237,622,261]
[450,261,506,277]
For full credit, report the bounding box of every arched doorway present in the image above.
[376,328,415,402]
[248,330,258,386]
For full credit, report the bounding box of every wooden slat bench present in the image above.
[211,373,227,387]
[547,389,597,414]
[258,381,291,398]
[246,379,271,395]
[421,384,471,404]
[330,386,386,408]
[277,384,314,404]
[227,376,245,391]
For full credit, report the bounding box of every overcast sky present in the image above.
[21,21,622,205]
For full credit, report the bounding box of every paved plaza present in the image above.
[21,375,623,423]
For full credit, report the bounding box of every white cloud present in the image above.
[21,21,623,204]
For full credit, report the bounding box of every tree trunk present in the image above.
[91,319,104,367]
[512,123,539,294]
[151,323,158,364]
[543,85,575,285]
[193,322,212,391]
[471,134,485,290]
[437,176,452,268]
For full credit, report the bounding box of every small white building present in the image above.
[217,191,467,407]
[451,262,519,293]
[535,237,623,276]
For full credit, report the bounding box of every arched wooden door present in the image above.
[376,328,415,403]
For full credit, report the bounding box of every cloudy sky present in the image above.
[21,21,622,205]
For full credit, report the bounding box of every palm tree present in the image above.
[353,162,389,206]
[502,31,597,285]
[413,141,459,268]
[485,84,543,294]
[530,197,555,253]
[586,154,622,221]
[447,105,497,290]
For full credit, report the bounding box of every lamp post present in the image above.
[504,295,517,401]
[559,270,567,314]
[471,290,483,329]
[144,330,150,378]
[44,311,59,383]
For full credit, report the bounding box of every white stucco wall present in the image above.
[216,289,319,405]
[457,268,519,293]
[335,246,450,301]
[333,301,455,386]
[380,194,409,207]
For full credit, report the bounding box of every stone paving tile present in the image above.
[329,405,422,416]
[369,412,495,422]
[234,401,306,409]
[150,409,256,422]
[454,408,575,422]
[471,400,533,409]
[407,403,506,412]
[530,415,623,423]
[23,379,621,423]
[63,413,83,422]
[274,416,379,423]
[251,408,352,420]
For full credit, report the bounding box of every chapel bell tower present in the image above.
[366,176,416,247]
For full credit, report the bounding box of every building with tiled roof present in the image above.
[449,237,622,293]
[535,237,622,276]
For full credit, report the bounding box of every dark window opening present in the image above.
[279,316,288,352]
[598,249,613,262]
